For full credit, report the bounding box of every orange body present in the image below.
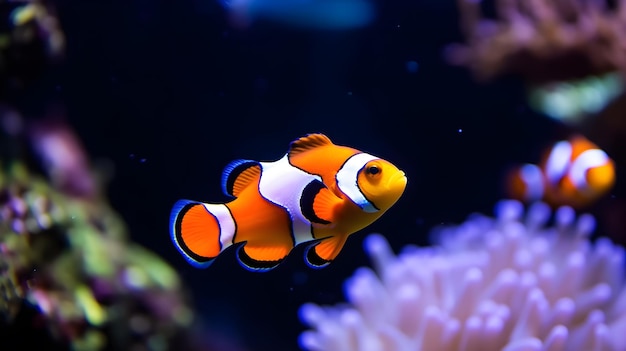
[171,134,407,271]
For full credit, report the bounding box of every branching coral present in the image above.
[299,200,626,351]
[447,0,626,84]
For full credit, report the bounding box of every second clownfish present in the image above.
[170,133,407,271]
[506,135,615,209]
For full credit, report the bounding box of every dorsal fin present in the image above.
[288,133,333,158]
[221,159,261,198]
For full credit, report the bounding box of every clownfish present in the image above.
[506,135,615,209]
[170,133,407,271]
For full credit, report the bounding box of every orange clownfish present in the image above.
[506,135,615,209]
[170,133,407,271]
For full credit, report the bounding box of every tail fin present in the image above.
[170,200,234,268]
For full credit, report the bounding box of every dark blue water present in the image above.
[52,1,588,350]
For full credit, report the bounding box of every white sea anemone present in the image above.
[299,200,626,351]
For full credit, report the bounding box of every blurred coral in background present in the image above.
[0,0,64,96]
[445,0,626,143]
[446,0,626,85]
[300,200,626,351]
[0,162,195,350]
[0,0,217,350]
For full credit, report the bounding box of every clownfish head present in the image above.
[335,152,407,214]
[356,159,407,211]
[556,147,616,207]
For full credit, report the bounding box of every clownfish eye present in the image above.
[365,165,381,175]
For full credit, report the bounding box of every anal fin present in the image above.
[305,234,347,268]
[236,243,292,272]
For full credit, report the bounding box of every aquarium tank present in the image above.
[1,0,626,350]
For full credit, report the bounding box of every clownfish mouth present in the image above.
[387,170,407,189]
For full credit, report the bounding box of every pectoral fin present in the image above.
[300,180,343,225]
[305,234,348,268]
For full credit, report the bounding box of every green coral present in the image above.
[0,1,198,349]
[0,265,21,322]
[0,162,194,350]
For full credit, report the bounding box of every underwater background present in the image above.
[3,0,626,350]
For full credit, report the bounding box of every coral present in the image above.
[0,160,195,350]
[0,0,65,97]
[445,0,626,125]
[0,0,204,349]
[527,71,624,123]
[299,200,626,351]
[446,0,626,85]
